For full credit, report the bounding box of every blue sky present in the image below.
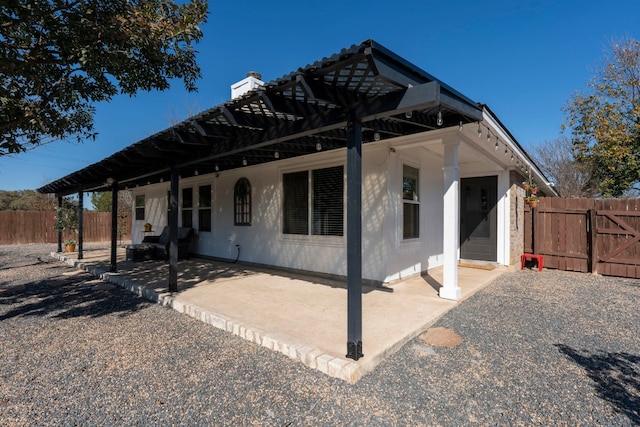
[1,0,639,194]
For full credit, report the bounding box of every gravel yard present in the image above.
[1,243,639,425]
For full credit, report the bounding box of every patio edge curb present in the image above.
[50,252,364,383]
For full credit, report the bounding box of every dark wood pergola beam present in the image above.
[175,82,448,170]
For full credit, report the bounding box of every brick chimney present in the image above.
[231,71,264,99]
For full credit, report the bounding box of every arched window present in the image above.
[234,178,251,226]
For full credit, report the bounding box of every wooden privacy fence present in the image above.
[525,198,640,279]
[0,211,131,245]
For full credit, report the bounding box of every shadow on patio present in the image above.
[54,247,507,382]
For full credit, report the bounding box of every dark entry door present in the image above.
[460,176,498,261]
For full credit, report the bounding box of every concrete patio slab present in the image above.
[52,248,507,383]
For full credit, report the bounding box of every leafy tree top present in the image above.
[564,37,640,197]
[0,0,208,155]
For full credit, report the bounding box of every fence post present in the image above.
[531,203,537,254]
[589,208,598,274]
[57,196,63,252]
[110,184,118,272]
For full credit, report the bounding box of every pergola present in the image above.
[39,40,483,360]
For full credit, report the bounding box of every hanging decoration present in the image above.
[523,181,539,208]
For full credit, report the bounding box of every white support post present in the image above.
[440,138,461,300]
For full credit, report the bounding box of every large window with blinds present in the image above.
[312,166,344,236]
[198,185,212,232]
[283,165,343,236]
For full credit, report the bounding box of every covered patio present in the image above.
[39,39,553,368]
[53,247,507,382]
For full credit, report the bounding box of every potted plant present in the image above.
[523,181,539,206]
[64,239,77,252]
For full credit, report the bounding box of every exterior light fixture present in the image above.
[405,111,412,119]
[215,164,219,172]
[437,111,443,126]
[487,130,491,142]
[316,142,322,151]
[242,157,248,166]
[477,122,482,138]
[106,177,115,185]
[458,121,463,131]
[374,131,381,141]
[274,151,280,159]
[194,170,199,176]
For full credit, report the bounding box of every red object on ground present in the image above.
[521,253,544,271]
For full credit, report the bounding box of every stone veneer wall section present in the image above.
[509,170,527,264]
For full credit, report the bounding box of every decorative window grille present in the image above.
[234,178,251,226]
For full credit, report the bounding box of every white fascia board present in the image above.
[481,108,558,197]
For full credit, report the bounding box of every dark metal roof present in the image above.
[38,39,483,196]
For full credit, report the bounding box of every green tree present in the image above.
[91,190,132,241]
[564,37,640,197]
[90,191,112,212]
[1,0,208,155]
[90,190,132,213]
[0,189,56,210]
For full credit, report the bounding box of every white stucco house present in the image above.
[39,40,555,360]
[132,103,547,280]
